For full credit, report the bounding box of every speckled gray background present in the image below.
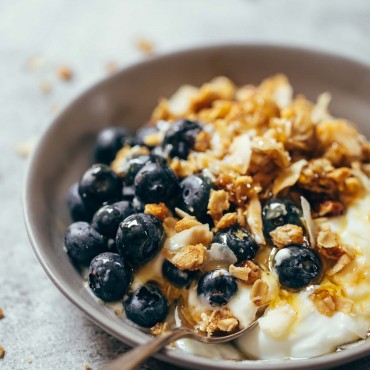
[1,0,370,369]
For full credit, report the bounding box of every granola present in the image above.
[144,202,169,221]
[175,218,203,233]
[82,363,92,370]
[163,243,206,271]
[318,200,345,217]
[207,189,230,221]
[57,66,73,81]
[270,224,304,248]
[250,279,269,306]
[197,308,239,337]
[229,261,261,285]
[151,322,169,336]
[215,212,237,230]
[310,289,353,317]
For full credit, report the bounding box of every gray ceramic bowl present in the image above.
[24,44,370,370]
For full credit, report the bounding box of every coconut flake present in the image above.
[273,81,293,109]
[259,74,293,109]
[301,196,317,248]
[272,159,307,195]
[175,207,194,219]
[222,133,251,174]
[203,243,237,270]
[201,168,216,182]
[312,92,332,124]
[164,224,213,252]
[168,85,198,115]
[247,195,265,245]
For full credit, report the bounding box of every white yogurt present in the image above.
[235,192,370,360]
[236,292,368,359]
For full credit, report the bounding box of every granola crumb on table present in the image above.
[82,362,92,370]
[135,38,155,55]
[105,61,119,74]
[57,66,73,81]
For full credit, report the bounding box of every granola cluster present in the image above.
[197,308,239,336]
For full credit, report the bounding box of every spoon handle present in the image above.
[102,327,191,370]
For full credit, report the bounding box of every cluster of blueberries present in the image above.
[64,120,322,329]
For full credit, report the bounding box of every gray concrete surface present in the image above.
[1,0,370,369]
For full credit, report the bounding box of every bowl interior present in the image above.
[24,44,370,370]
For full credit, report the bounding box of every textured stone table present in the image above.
[1,0,370,369]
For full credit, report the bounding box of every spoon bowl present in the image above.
[173,300,267,344]
[103,302,266,370]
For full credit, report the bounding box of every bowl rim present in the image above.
[23,42,370,370]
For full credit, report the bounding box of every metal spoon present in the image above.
[103,303,266,370]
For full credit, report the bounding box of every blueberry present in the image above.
[133,125,159,148]
[123,154,166,186]
[91,201,135,238]
[67,182,92,222]
[116,213,164,267]
[179,174,211,221]
[134,162,180,204]
[197,269,238,306]
[262,198,302,240]
[274,245,322,290]
[79,164,123,212]
[64,222,107,265]
[88,252,132,301]
[162,119,202,159]
[213,226,258,263]
[94,126,131,164]
[125,284,168,327]
[162,260,195,288]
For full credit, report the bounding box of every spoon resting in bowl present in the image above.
[103,302,266,370]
